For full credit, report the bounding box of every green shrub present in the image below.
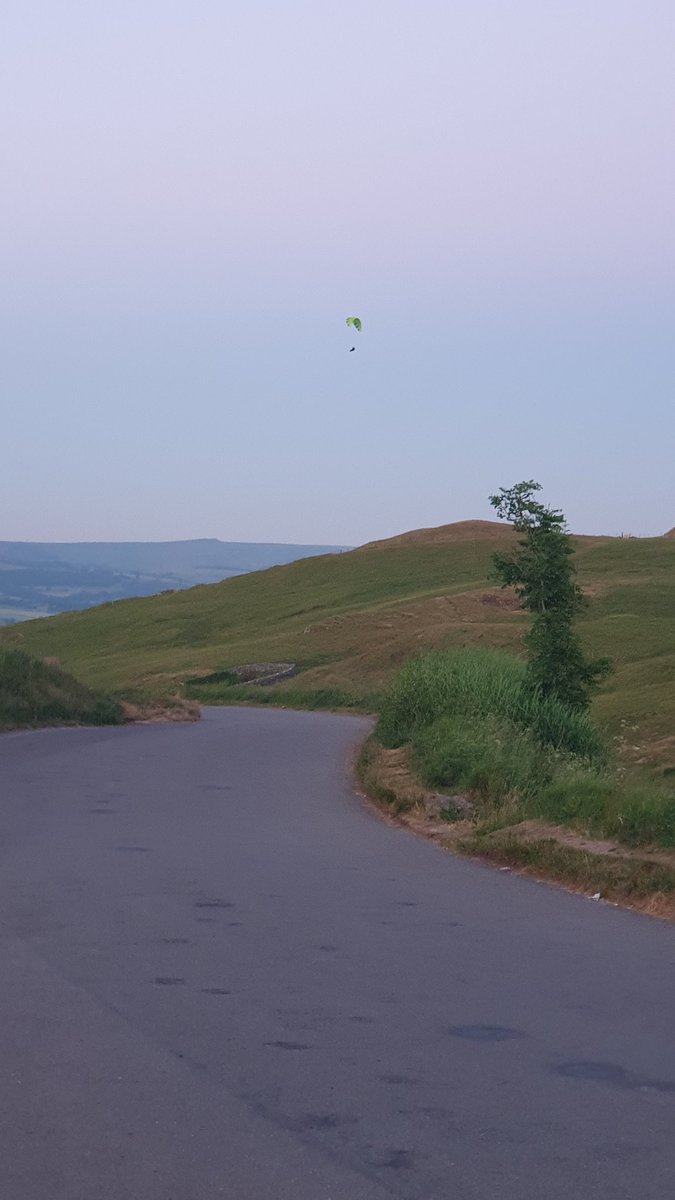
[614,789,675,847]
[378,648,604,759]
[377,647,675,848]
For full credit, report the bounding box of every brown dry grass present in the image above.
[358,740,429,813]
[294,586,526,698]
[359,519,515,550]
[121,697,201,724]
[646,734,675,772]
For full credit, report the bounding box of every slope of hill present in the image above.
[2,521,673,767]
[0,538,350,624]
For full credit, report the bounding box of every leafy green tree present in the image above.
[489,481,611,709]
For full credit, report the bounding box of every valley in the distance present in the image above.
[0,538,350,624]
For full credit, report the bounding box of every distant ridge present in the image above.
[0,538,350,575]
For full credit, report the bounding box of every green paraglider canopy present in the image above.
[346,316,362,333]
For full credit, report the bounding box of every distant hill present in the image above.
[359,519,514,549]
[2,520,674,770]
[0,539,350,624]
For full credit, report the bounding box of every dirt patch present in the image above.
[357,739,471,820]
[480,589,521,610]
[579,581,613,599]
[367,745,427,809]
[643,734,675,774]
[121,698,201,724]
[356,737,675,923]
[488,818,675,869]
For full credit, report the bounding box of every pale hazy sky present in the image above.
[2,1,674,543]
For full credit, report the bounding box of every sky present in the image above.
[2,1,674,544]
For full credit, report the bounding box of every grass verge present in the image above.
[358,647,675,918]
[461,832,675,917]
[184,678,374,712]
[357,734,675,921]
[377,649,675,850]
[0,649,123,730]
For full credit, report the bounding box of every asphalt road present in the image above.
[2,707,675,1199]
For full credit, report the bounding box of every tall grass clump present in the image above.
[414,713,553,809]
[377,648,604,760]
[0,650,123,729]
[535,771,675,848]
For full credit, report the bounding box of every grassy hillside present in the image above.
[1,520,673,768]
[0,650,123,730]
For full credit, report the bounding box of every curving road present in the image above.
[1,706,675,1199]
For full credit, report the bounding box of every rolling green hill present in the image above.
[2,520,673,769]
